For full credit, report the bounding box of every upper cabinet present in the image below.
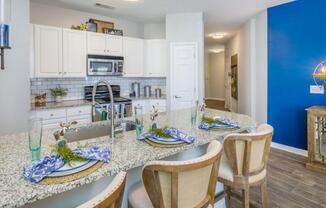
[144,39,167,77]
[33,25,86,78]
[123,37,144,77]
[34,25,63,78]
[62,29,87,77]
[87,32,123,56]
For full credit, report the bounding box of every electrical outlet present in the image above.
[310,85,324,94]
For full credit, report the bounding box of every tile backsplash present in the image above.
[30,77,166,103]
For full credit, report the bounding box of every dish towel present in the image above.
[137,127,195,144]
[198,117,240,130]
[23,147,110,183]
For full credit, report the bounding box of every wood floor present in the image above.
[205,99,229,111]
[225,148,326,208]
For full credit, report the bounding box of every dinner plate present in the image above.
[146,137,185,145]
[48,160,98,177]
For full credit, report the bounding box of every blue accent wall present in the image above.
[268,0,326,149]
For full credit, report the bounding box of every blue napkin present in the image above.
[199,117,240,130]
[137,127,195,144]
[24,147,110,183]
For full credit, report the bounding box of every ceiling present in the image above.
[31,0,293,44]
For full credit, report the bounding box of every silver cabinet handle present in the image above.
[174,95,181,99]
[58,72,62,74]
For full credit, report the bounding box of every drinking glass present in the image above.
[28,118,43,162]
[134,106,144,136]
[191,101,199,126]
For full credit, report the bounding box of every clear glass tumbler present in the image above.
[134,106,144,136]
[28,118,43,162]
[191,101,199,127]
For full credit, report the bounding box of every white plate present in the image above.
[48,160,98,177]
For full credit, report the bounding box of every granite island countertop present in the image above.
[0,108,256,208]
[30,100,92,110]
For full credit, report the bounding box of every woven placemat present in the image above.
[40,162,104,185]
[145,139,187,148]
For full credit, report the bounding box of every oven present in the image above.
[87,55,124,76]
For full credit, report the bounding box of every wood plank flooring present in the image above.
[226,148,326,208]
[205,99,229,112]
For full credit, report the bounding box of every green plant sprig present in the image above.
[202,116,227,125]
[50,87,68,97]
[51,143,86,166]
[149,127,171,139]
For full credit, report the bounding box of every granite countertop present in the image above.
[0,108,256,208]
[31,100,92,110]
[127,95,167,100]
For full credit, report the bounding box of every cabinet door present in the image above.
[144,39,167,77]
[34,25,63,77]
[123,37,144,77]
[132,100,149,115]
[87,32,106,55]
[63,29,87,77]
[106,35,123,56]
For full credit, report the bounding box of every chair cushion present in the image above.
[128,182,153,208]
[218,155,266,184]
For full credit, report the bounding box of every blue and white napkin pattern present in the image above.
[24,147,110,183]
[199,117,240,130]
[137,127,195,144]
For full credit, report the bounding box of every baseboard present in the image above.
[271,142,307,157]
[205,97,225,101]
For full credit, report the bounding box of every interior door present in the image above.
[170,43,197,110]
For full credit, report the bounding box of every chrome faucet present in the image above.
[92,80,115,139]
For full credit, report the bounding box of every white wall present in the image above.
[205,52,225,100]
[224,10,268,124]
[143,22,165,39]
[30,2,144,38]
[0,0,30,135]
[166,12,205,108]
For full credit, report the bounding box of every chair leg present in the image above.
[242,186,250,208]
[224,185,231,208]
[261,180,269,208]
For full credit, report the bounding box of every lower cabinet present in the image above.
[132,99,167,115]
[35,106,92,129]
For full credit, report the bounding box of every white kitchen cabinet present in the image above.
[87,32,123,56]
[132,99,167,115]
[63,29,87,77]
[35,106,92,130]
[123,37,144,77]
[87,32,106,55]
[107,35,123,56]
[34,25,63,77]
[144,39,167,77]
[132,100,149,115]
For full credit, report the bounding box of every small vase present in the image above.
[55,96,63,103]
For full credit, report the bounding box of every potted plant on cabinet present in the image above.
[50,87,68,103]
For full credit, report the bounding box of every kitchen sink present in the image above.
[54,120,136,143]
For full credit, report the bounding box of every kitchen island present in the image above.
[0,108,256,208]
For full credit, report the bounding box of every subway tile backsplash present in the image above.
[30,77,166,103]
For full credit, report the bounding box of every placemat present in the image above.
[145,139,188,148]
[40,162,103,185]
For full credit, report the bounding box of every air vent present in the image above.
[94,2,116,10]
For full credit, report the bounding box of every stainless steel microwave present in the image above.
[87,55,124,76]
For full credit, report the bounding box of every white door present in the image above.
[63,29,87,77]
[34,25,63,77]
[87,32,106,55]
[106,35,123,56]
[144,39,167,77]
[170,43,197,110]
[123,37,144,77]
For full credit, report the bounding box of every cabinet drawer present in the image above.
[36,108,66,120]
[67,106,92,117]
[149,99,166,107]
[67,115,91,125]
[42,118,66,130]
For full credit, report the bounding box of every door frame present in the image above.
[169,42,199,111]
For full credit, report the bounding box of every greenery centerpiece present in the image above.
[202,116,227,125]
[50,86,68,103]
[149,127,171,139]
[51,140,86,167]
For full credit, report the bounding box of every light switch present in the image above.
[310,85,324,94]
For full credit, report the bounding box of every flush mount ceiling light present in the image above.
[210,32,228,39]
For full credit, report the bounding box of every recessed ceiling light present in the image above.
[124,0,140,2]
[210,32,228,39]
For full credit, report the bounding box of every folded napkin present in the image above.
[199,117,240,130]
[24,147,110,183]
[137,127,195,144]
